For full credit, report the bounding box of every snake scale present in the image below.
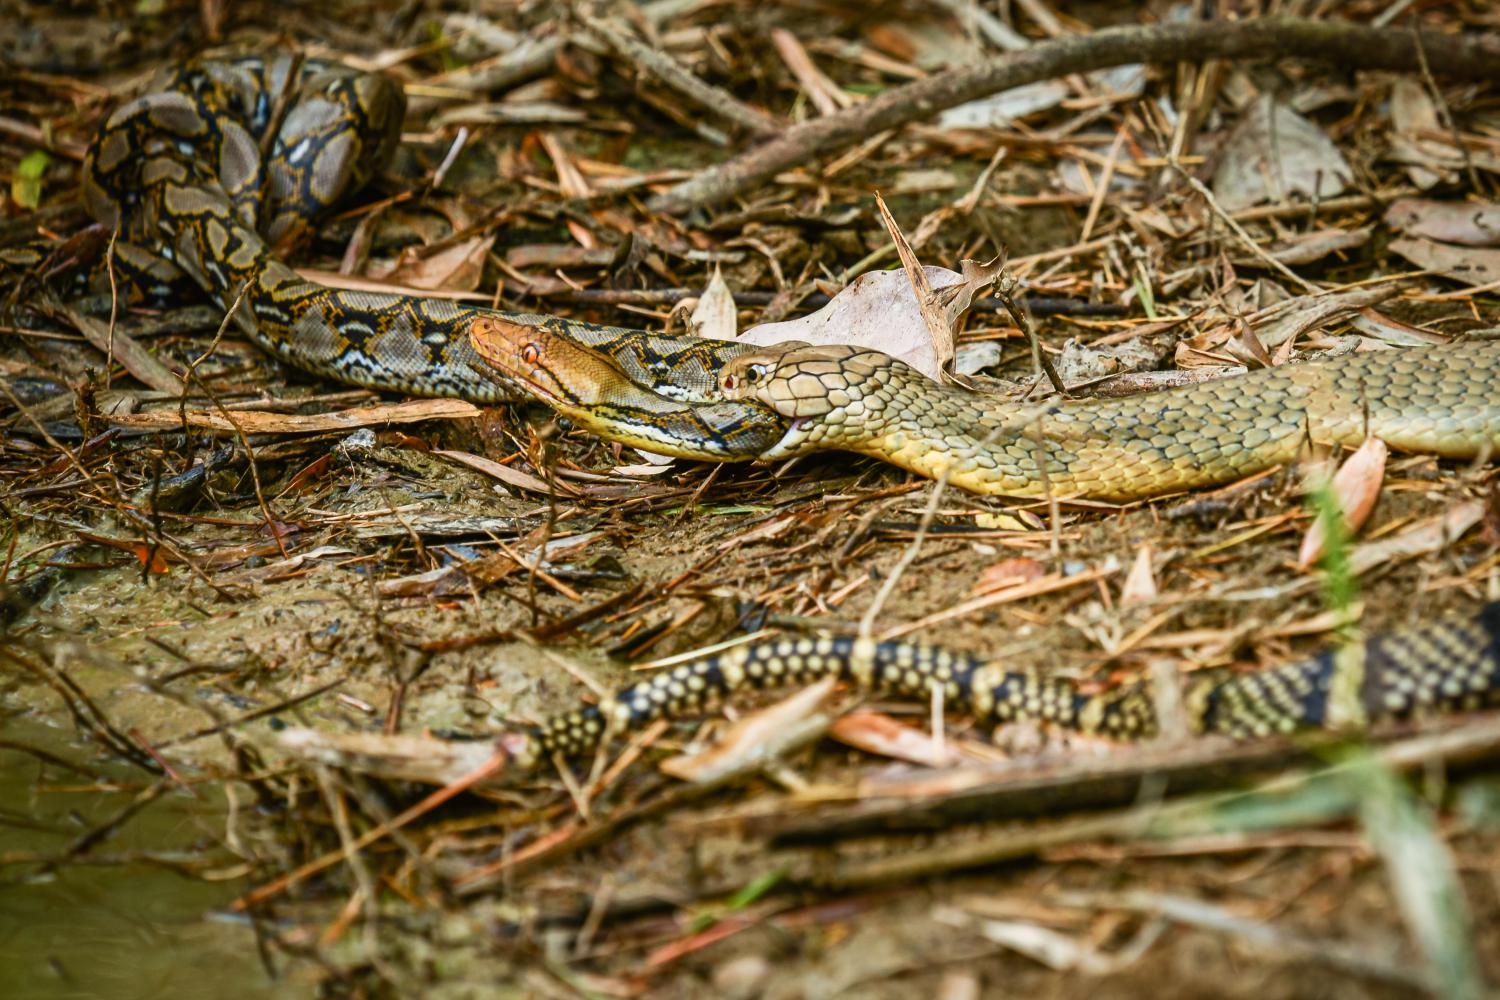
[55,55,1500,766]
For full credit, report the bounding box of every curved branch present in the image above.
[648,17,1500,214]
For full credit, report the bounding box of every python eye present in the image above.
[521,344,539,365]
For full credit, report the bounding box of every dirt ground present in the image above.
[4,2,1500,998]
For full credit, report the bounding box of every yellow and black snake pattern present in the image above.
[507,606,1500,767]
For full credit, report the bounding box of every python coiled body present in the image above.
[80,55,783,453]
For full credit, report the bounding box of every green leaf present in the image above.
[12,150,51,210]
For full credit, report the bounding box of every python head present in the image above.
[468,315,624,407]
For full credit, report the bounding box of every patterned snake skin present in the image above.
[79,55,785,453]
[505,606,1500,767]
[714,343,1500,500]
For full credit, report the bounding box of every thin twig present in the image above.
[574,7,781,138]
[649,18,1500,213]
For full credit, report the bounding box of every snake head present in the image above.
[469,315,618,406]
[719,343,887,419]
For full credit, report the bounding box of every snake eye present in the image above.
[521,344,540,365]
[745,368,761,385]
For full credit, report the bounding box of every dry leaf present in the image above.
[971,557,1046,597]
[875,190,956,375]
[659,675,837,783]
[1348,500,1483,577]
[1386,198,1500,247]
[691,265,738,340]
[829,711,956,767]
[1387,236,1500,288]
[1120,544,1157,606]
[1349,308,1447,347]
[108,398,480,435]
[743,264,998,382]
[277,728,505,786]
[1212,96,1351,211]
[1298,438,1388,570]
[1388,78,1458,189]
[371,235,495,291]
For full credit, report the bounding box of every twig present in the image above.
[575,7,781,138]
[1170,159,1320,293]
[648,18,1500,213]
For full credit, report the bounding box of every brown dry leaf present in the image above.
[1348,499,1483,577]
[296,267,491,300]
[1120,544,1157,606]
[1261,227,1371,265]
[659,675,837,784]
[691,265,738,340]
[1248,284,1398,350]
[1388,79,1459,189]
[829,711,956,768]
[742,260,999,382]
[277,728,505,787]
[371,234,496,291]
[1386,198,1500,247]
[1297,437,1388,571]
[875,190,956,375]
[1387,236,1500,288]
[108,398,479,435]
[432,448,574,496]
[1212,96,1351,210]
[1350,308,1448,347]
[971,557,1047,597]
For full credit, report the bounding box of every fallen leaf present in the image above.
[938,64,1144,130]
[1388,78,1459,189]
[1349,308,1447,347]
[108,398,480,435]
[1120,544,1157,606]
[659,675,837,783]
[971,557,1046,596]
[691,265,738,340]
[1258,227,1371,265]
[1386,198,1500,247]
[369,234,496,291]
[742,264,997,382]
[1212,96,1351,211]
[1348,500,1483,577]
[1387,236,1500,287]
[433,448,574,496]
[829,711,955,767]
[1298,437,1388,571]
[278,728,505,786]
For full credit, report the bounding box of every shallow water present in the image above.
[0,716,298,1000]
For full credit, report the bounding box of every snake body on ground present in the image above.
[35,55,1500,764]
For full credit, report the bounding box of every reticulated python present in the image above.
[63,56,1500,765]
[80,54,784,455]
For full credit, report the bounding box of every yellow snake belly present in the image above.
[716,342,1500,500]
